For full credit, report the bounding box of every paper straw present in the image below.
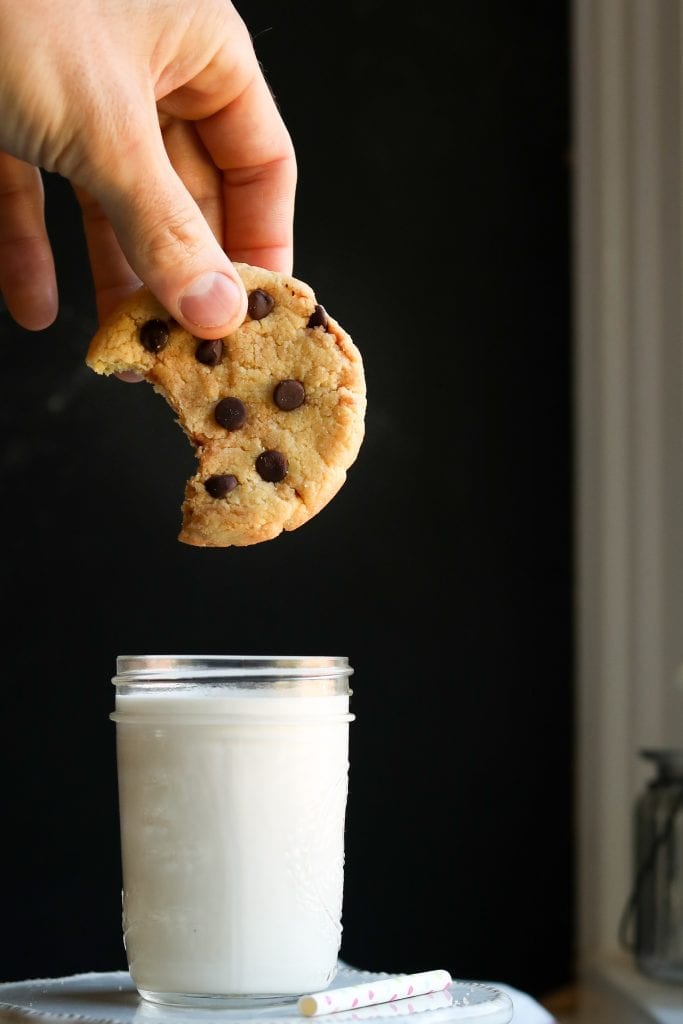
[297,969,453,1017]
[322,989,454,1021]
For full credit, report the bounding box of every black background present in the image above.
[0,0,574,1002]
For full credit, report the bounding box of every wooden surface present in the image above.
[539,953,683,1024]
[540,983,653,1024]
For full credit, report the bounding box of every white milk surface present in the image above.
[114,689,350,997]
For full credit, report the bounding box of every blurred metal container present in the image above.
[621,749,683,984]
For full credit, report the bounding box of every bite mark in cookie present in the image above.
[85,262,366,547]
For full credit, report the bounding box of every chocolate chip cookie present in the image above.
[86,263,366,547]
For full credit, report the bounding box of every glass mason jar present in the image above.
[110,655,354,1008]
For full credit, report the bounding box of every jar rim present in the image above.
[114,654,353,683]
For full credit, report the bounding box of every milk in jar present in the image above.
[111,655,354,1007]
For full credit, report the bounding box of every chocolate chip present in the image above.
[139,319,169,353]
[204,474,238,498]
[273,379,305,411]
[214,397,247,431]
[247,289,275,320]
[195,339,223,366]
[256,450,288,483]
[307,304,329,330]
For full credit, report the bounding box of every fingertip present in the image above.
[4,286,58,332]
[24,306,58,332]
[0,248,58,332]
[0,156,59,333]
[177,270,247,338]
[115,370,146,383]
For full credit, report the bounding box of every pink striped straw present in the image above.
[297,969,453,1017]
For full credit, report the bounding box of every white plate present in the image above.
[0,964,513,1024]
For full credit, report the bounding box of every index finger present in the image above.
[196,70,297,276]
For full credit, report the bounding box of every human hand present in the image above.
[0,0,296,340]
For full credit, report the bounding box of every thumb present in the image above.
[92,138,247,339]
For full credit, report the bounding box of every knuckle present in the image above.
[141,209,205,264]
